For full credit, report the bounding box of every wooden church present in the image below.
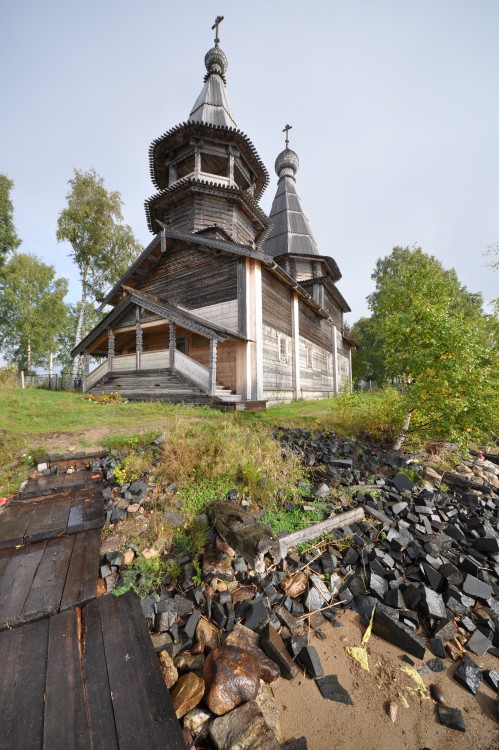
[73,22,354,408]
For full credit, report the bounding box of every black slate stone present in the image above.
[422,587,447,619]
[453,655,483,695]
[474,536,499,553]
[260,623,297,680]
[462,574,493,601]
[369,573,389,599]
[437,705,466,732]
[281,738,308,750]
[211,601,227,629]
[429,636,447,659]
[393,473,415,492]
[315,674,353,705]
[482,669,499,691]
[342,547,359,566]
[173,594,194,618]
[140,597,156,622]
[184,609,201,639]
[427,658,446,673]
[466,629,492,657]
[373,608,426,660]
[244,598,270,632]
[298,645,324,679]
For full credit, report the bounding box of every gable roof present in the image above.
[73,287,246,357]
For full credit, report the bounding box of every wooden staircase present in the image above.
[87,368,242,405]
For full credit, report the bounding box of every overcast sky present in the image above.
[1,0,498,322]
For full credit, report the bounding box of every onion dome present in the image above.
[275,148,299,179]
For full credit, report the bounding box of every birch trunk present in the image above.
[27,339,31,371]
[393,409,414,451]
[72,267,88,380]
[48,352,54,377]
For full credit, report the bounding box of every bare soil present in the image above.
[273,610,498,750]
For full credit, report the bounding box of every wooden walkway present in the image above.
[0,460,185,749]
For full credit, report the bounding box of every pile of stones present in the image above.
[102,429,498,747]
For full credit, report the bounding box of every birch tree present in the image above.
[0,253,68,371]
[0,174,21,268]
[56,169,141,378]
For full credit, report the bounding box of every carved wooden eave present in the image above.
[149,121,269,199]
[72,287,246,358]
[144,176,272,243]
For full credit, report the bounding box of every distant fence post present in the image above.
[20,371,25,389]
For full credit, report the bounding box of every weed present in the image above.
[176,477,231,517]
[164,558,182,582]
[113,555,167,599]
[113,452,151,487]
[263,502,328,537]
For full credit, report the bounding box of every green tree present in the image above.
[0,174,21,268]
[56,301,104,373]
[351,316,387,385]
[56,169,142,378]
[0,253,68,371]
[366,246,498,448]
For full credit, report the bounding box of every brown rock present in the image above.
[255,680,281,741]
[226,623,280,683]
[209,701,281,750]
[231,585,257,605]
[281,570,308,598]
[122,549,135,566]
[174,651,205,673]
[203,646,261,715]
[216,535,236,556]
[171,672,205,719]
[202,550,235,582]
[193,617,221,653]
[158,650,178,689]
[183,707,212,739]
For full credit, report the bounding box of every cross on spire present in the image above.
[212,15,224,46]
[283,124,292,148]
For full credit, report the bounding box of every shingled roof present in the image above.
[262,147,319,258]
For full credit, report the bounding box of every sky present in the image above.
[1,0,498,324]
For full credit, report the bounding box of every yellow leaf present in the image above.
[400,666,430,700]
[346,645,370,671]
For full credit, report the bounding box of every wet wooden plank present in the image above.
[44,608,90,749]
[67,493,104,534]
[24,499,71,543]
[0,617,49,750]
[20,470,98,499]
[83,600,119,750]
[0,542,46,629]
[99,592,185,750]
[21,535,76,621]
[0,506,36,548]
[60,530,100,611]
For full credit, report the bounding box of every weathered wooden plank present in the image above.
[24,498,71,543]
[82,600,119,750]
[278,507,365,557]
[99,592,185,750]
[0,617,49,750]
[67,493,104,534]
[21,535,76,621]
[0,542,46,629]
[44,608,91,749]
[60,530,100,611]
[0,506,36,548]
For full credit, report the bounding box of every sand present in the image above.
[272,610,498,750]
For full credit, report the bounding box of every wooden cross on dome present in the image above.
[283,124,292,148]
[212,15,224,46]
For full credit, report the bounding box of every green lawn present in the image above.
[0,386,397,496]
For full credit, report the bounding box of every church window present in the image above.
[176,154,195,180]
[306,345,313,369]
[201,153,229,177]
[278,334,288,363]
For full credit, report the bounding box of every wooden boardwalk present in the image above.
[0,461,185,749]
[0,592,185,750]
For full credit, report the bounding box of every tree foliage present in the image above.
[56,169,142,376]
[0,253,68,371]
[364,246,498,446]
[0,174,21,268]
[351,316,387,384]
[56,302,104,372]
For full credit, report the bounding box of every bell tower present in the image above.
[145,19,271,246]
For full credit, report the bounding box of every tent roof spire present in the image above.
[262,127,319,257]
[188,16,237,128]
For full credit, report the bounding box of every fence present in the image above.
[20,372,82,391]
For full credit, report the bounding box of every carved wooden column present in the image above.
[83,352,90,392]
[135,320,142,371]
[169,322,176,371]
[108,329,115,372]
[209,338,217,397]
